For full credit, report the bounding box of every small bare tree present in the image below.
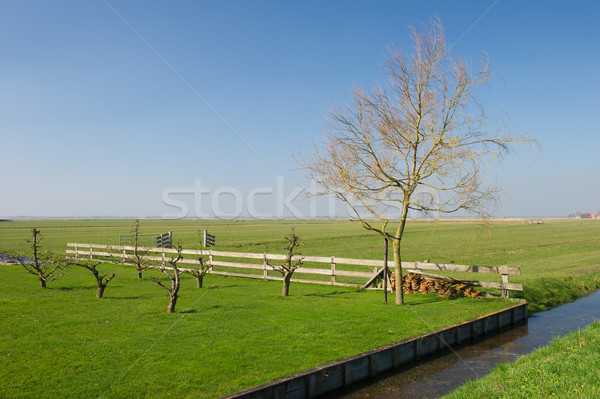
[15,227,68,288]
[130,219,151,279]
[152,244,183,313]
[300,17,537,305]
[70,259,116,298]
[264,229,303,297]
[182,231,211,288]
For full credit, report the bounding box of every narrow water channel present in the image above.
[333,291,600,399]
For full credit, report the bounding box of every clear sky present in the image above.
[1,1,598,218]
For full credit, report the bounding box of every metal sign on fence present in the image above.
[156,232,172,248]
[203,230,215,247]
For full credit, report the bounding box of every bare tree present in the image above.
[130,219,151,279]
[264,229,304,297]
[152,244,183,313]
[300,17,536,305]
[15,227,68,288]
[70,259,116,298]
[182,231,211,288]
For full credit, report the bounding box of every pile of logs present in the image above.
[390,272,484,299]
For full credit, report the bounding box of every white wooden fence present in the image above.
[65,243,522,298]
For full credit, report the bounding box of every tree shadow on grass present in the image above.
[109,296,146,300]
[56,286,91,292]
[206,304,255,311]
[207,284,241,290]
[406,296,448,306]
[303,290,358,298]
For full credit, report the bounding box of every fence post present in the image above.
[161,247,166,267]
[501,273,509,299]
[209,250,213,271]
[331,257,336,285]
[384,236,388,303]
[89,245,93,261]
[263,253,268,280]
[74,245,79,261]
[122,247,126,264]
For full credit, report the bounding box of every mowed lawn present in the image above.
[0,264,509,398]
[1,218,600,398]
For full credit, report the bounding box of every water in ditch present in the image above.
[333,291,600,399]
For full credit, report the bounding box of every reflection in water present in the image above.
[334,291,600,399]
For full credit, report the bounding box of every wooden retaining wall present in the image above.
[220,301,528,399]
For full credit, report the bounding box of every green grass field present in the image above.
[1,218,600,398]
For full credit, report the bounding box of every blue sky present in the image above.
[1,1,598,218]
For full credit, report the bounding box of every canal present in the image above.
[334,290,600,398]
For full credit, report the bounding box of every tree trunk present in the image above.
[282,274,292,297]
[39,277,46,288]
[393,200,410,305]
[196,275,204,288]
[137,269,143,279]
[167,269,180,313]
[96,284,106,299]
[393,238,404,305]
[167,293,178,313]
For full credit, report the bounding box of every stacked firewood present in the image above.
[389,272,484,299]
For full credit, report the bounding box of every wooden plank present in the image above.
[361,268,384,290]
[334,257,385,267]
[210,250,268,259]
[476,281,523,291]
[289,278,361,287]
[333,269,376,278]
[299,255,340,263]
[179,249,208,256]
[410,262,520,275]
[210,271,264,279]
[293,267,331,276]
[66,250,116,258]
[211,260,264,270]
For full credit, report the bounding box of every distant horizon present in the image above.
[0,215,580,221]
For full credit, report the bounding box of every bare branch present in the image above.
[264,229,304,297]
[298,17,538,305]
[14,228,68,288]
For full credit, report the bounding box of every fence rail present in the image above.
[65,243,522,297]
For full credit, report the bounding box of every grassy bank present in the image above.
[0,264,510,398]
[444,321,600,398]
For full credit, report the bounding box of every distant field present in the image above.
[2,218,600,308]
[1,218,599,398]
[2,217,600,278]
